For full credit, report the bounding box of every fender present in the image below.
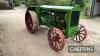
[27,6,38,11]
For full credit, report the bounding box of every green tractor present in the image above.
[25,0,87,51]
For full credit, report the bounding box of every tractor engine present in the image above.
[50,11,66,29]
[41,10,66,30]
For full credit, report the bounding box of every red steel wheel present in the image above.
[25,11,38,33]
[73,24,87,42]
[48,28,65,51]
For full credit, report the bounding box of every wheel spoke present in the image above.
[79,30,85,32]
[56,42,61,49]
[57,39,62,43]
[75,35,78,41]
[53,41,56,46]
[80,32,85,35]
[78,34,84,39]
[78,35,81,41]
[29,24,33,28]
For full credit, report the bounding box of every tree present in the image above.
[70,0,85,7]
[13,0,20,6]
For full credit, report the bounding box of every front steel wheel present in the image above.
[25,11,38,33]
[48,28,65,51]
[73,24,87,42]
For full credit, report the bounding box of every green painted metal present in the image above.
[27,5,81,38]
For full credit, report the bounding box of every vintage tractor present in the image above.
[25,2,87,51]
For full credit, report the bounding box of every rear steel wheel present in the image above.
[25,11,38,33]
[48,28,65,51]
[73,24,87,42]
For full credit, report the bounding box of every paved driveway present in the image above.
[0,8,100,56]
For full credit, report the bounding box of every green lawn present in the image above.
[80,12,89,19]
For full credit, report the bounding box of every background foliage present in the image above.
[13,0,20,6]
[13,0,91,18]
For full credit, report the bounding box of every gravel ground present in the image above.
[0,7,100,56]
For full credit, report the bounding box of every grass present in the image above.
[80,12,89,19]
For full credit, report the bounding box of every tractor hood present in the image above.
[40,5,74,9]
[40,5,80,11]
